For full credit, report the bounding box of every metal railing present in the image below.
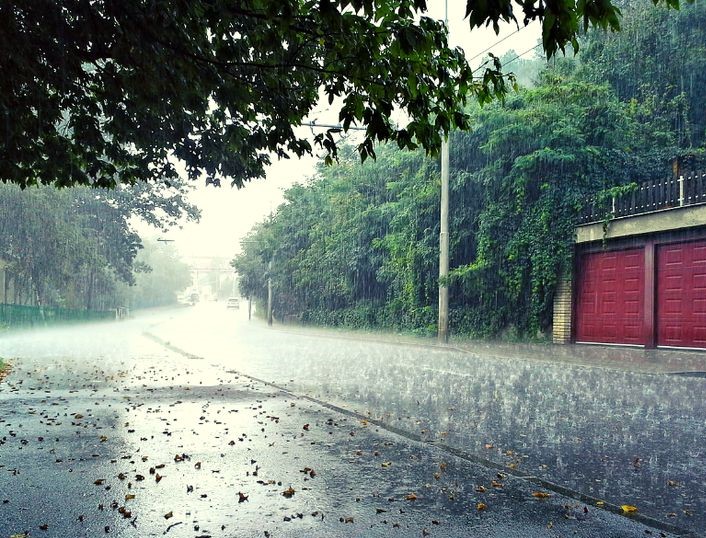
[0,303,116,329]
[579,171,706,224]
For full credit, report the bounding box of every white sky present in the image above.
[142,3,542,262]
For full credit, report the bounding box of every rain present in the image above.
[2,1,706,537]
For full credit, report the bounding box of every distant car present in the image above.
[226,297,240,309]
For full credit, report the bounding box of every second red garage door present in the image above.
[575,248,646,345]
[657,240,706,348]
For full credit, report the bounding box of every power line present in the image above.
[300,121,367,132]
[468,27,523,62]
[502,42,543,67]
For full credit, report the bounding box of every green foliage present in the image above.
[578,0,706,153]
[0,181,198,311]
[1,0,666,189]
[119,240,192,309]
[232,0,698,339]
[447,74,674,335]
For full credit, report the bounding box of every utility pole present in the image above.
[438,0,450,343]
[267,259,273,326]
[438,138,449,342]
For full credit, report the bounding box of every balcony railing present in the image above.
[578,171,706,225]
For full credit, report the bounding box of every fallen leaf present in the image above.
[125,494,135,501]
[532,491,552,499]
[475,485,486,493]
[381,461,392,468]
[476,502,487,511]
[405,493,418,501]
[164,511,173,519]
[620,505,638,514]
[238,492,249,503]
[282,487,295,498]
[94,479,106,485]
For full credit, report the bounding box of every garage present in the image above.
[556,179,706,349]
[575,248,646,345]
[657,239,706,348]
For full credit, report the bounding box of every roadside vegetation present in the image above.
[233,0,706,339]
[0,357,10,382]
[0,182,198,317]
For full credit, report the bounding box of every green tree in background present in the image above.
[447,74,674,336]
[231,0,703,338]
[578,0,706,156]
[0,182,198,311]
[120,240,192,309]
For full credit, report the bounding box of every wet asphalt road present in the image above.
[157,303,705,536]
[0,305,701,537]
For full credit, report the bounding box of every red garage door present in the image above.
[575,249,645,345]
[657,240,706,348]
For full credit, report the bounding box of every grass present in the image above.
[0,357,10,382]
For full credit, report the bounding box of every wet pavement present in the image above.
[157,303,705,536]
[0,306,702,537]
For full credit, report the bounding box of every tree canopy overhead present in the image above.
[1,0,643,189]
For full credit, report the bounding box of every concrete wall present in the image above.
[576,203,706,243]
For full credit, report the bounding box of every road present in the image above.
[0,303,701,537]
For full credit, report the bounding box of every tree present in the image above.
[120,240,192,309]
[1,0,640,190]
[230,63,685,337]
[0,179,198,310]
[577,0,706,155]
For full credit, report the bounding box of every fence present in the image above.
[578,171,706,224]
[0,303,116,329]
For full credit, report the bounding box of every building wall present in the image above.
[552,277,573,344]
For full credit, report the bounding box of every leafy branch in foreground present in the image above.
[0,0,665,189]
